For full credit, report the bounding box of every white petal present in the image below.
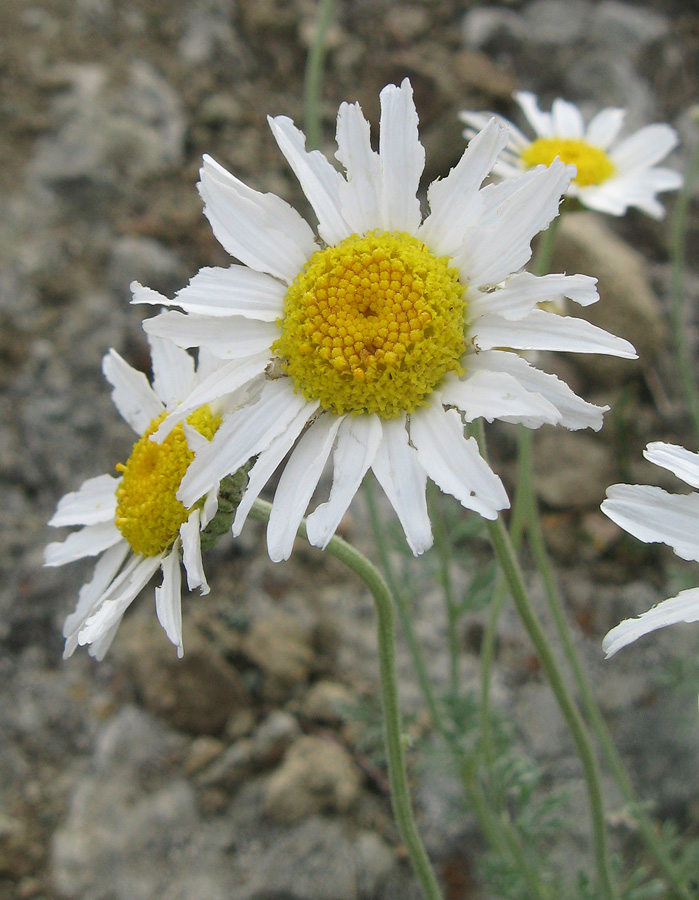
[267,414,343,562]
[409,405,509,518]
[441,370,560,427]
[49,474,119,527]
[62,542,130,658]
[335,101,381,234]
[579,167,682,220]
[474,308,637,357]
[550,98,585,138]
[232,404,314,536]
[602,484,699,562]
[102,349,163,434]
[268,116,350,245]
[179,379,317,507]
[79,555,162,648]
[88,622,122,661]
[180,510,209,595]
[513,92,553,137]
[457,160,572,287]
[155,543,184,657]
[644,442,699,489]
[472,350,606,431]
[371,416,433,555]
[148,334,195,409]
[305,415,383,550]
[133,267,285,321]
[198,155,317,283]
[379,79,425,233]
[152,351,270,441]
[144,311,276,360]
[585,108,626,149]
[470,272,599,322]
[603,587,699,657]
[610,124,679,173]
[419,119,508,257]
[44,521,123,567]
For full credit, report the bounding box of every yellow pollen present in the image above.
[274,231,466,418]
[521,137,616,187]
[114,405,222,556]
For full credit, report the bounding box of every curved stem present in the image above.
[485,513,619,900]
[249,499,444,900]
[364,482,554,897]
[302,0,336,150]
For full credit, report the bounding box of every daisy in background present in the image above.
[45,336,229,660]
[134,78,635,564]
[602,442,699,657]
[460,91,682,219]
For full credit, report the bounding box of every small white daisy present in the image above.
[135,78,635,563]
[602,442,699,657]
[45,336,227,660]
[460,91,682,219]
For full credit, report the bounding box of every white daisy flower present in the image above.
[602,442,699,657]
[135,78,635,564]
[460,91,682,219]
[45,336,228,660]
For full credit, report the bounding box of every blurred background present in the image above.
[1,1,698,898]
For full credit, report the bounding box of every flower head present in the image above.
[136,79,635,563]
[45,337,226,659]
[460,92,682,219]
[602,442,699,657]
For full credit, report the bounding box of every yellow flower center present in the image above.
[521,137,616,187]
[273,231,466,418]
[115,405,222,556]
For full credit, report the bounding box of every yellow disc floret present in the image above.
[274,231,466,418]
[521,137,616,187]
[115,405,222,556]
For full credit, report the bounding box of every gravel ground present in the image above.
[2,1,699,898]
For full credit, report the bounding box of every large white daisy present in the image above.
[460,91,682,219]
[45,336,228,659]
[602,442,699,657]
[135,78,635,564]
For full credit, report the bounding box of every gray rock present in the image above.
[240,816,394,900]
[32,61,185,196]
[521,0,593,46]
[301,680,355,725]
[107,236,186,303]
[590,2,669,59]
[263,735,362,824]
[533,429,617,511]
[241,610,317,698]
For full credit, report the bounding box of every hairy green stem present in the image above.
[249,499,443,900]
[364,481,555,897]
[485,512,619,900]
[302,0,336,150]
[427,483,461,698]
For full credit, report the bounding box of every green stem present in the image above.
[485,513,619,900]
[364,479,448,734]
[302,0,336,150]
[669,137,699,446]
[427,483,461,698]
[516,431,693,900]
[532,215,561,277]
[364,482,554,897]
[249,499,443,900]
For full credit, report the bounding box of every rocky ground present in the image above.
[2,1,699,898]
